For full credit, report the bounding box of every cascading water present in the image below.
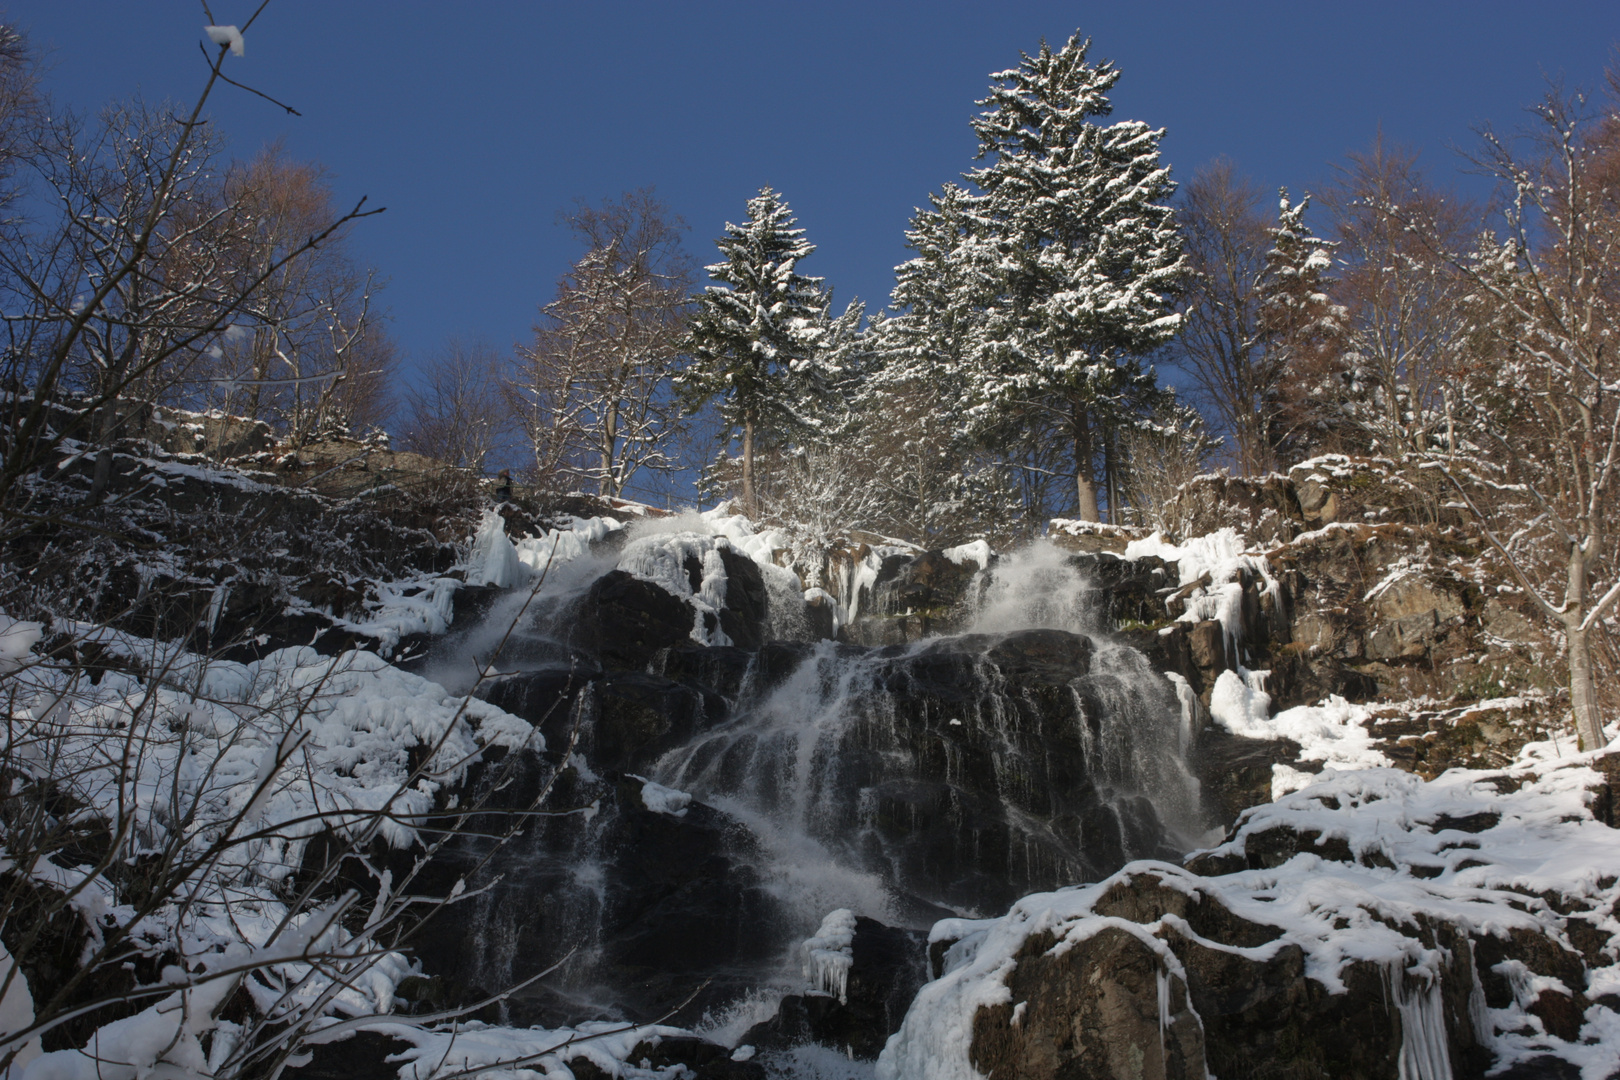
[409,525,1206,1052]
[652,542,1201,924]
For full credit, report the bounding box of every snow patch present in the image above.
[203,24,244,55]
[1208,669,1274,738]
[635,777,693,817]
[0,613,42,674]
[465,510,524,588]
[942,540,993,570]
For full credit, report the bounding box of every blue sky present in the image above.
[16,2,1620,389]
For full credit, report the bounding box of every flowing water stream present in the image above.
[414,537,1204,1069]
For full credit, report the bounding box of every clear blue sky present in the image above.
[15,2,1620,390]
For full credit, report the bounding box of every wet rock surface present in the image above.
[742,917,930,1061]
[375,540,1206,1044]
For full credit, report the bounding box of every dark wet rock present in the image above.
[574,569,694,671]
[983,627,1093,682]
[717,629,1189,913]
[716,544,769,650]
[290,1031,415,1080]
[402,775,784,1030]
[480,668,599,751]
[742,917,929,1061]
[843,550,979,645]
[480,667,726,775]
[657,643,757,701]
[1491,1059,1583,1080]
[449,581,504,627]
[592,671,728,774]
[624,1036,766,1079]
[590,786,782,1024]
[1066,551,1173,627]
[1189,727,1307,829]
[803,590,838,640]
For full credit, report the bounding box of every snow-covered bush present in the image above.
[0,616,554,1080]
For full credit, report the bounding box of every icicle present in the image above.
[802,909,858,1004]
[1390,963,1454,1080]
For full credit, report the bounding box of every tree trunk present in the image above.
[86,396,123,506]
[1103,429,1117,525]
[1566,620,1608,751]
[1073,402,1099,522]
[742,417,755,517]
[602,400,619,497]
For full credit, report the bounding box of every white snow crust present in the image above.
[634,777,692,817]
[0,612,42,674]
[942,540,993,570]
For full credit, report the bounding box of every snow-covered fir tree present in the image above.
[956,32,1186,522]
[851,185,1019,544]
[1257,189,1346,462]
[678,187,830,513]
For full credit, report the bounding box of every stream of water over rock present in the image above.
[403,538,1206,1062]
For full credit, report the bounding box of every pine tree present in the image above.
[1259,189,1347,461]
[679,187,829,513]
[959,32,1185,521]
[854,186,1021,544]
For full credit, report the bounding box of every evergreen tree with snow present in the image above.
[860,184,1021,543]
[1259,189,1347,460]
[957,32,1186,522]
[679,187,829,514]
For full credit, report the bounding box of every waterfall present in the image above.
[651,541,1202,926]
[420,532,1206,1032]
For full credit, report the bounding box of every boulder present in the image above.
[971,925,1206,1080]
[574,569,694,670]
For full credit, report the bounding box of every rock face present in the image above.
[12,438,470,666]
[385,536,1205,1039]
[1145,457,1555,725]
[961,870,1474,1080]
[841,549,982,645]
[972,922,1207,1080]
[891,756,1620,1080]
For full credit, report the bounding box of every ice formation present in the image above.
[802,909,859,1005]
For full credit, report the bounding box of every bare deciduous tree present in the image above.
[1433,82,1620,751]
[0,18,382,532]
[200,145,391,444]
[511,189,693,498]
[1317,138,1476,459]
[1175,160,1276,474]
[399,338,510,472]
[1116,405,1220,532]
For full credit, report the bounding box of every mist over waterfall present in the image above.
[408,521,1206,1034]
